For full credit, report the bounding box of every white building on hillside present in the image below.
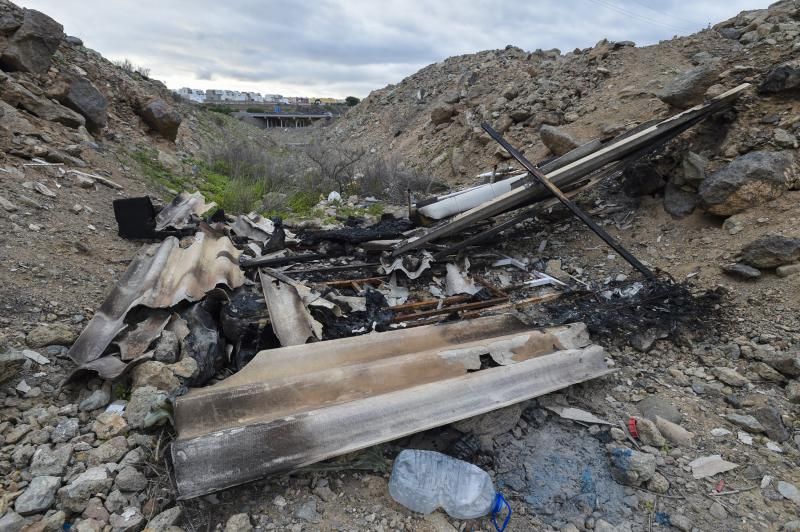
[176,87,206,103]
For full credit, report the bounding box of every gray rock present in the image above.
[293,499,320,523]
[51,417,79,443]
[657,61,720,108]
[30,444,72,476]
[539,124,580,156]
[93,412,129,440]
[670,514,692,531]
[153,331,179,363]
[774,129,798,149]
[145,507,182,531]
[125,386,167,430]
[777,264,800,278]
[778,481,800,504]
[786,380,800,404]
[104,489,128,514]
[726,413,764,433]
[759,60,800,93]
[0,511,25,532]
[722,263,761,279]
[636,395,681,424]
[26,323,77,348]
[0,350,26,383]
[763,353,800,378]
[224,513,253,532]
[713,366,749,387]
[114,466,147,492]
[752,406,790,442]
[0,8,63,74]
[138,99,181,141]
[663,183,698,218]
[430,105,456,125]
[65,35,83,46]
[87,436,128,466]
[15,475,60,515]
[783,520,800,531]
[110,507,144,532]
[0,195,18,212]
[699,151,796,216]
[709,501,728,519]
[741,235,800,269]
[79,383,111,411]
[646,472,670,494]
[58,466,114,513]
[717,27,741,40]
[56,77,108,132]
[608,446,656,486]
[131,361,180,393]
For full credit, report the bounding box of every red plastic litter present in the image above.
[628,417,639,439]
[715,480,725,493]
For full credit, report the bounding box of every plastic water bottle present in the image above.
[388,449,512,531]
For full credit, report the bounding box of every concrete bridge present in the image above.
[235,111,338,129]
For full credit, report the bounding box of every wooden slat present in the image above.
[172,343,613,499]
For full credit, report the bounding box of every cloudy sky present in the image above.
[17,0,769,99]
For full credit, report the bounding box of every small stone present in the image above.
[30,444,73,476]
[752,406,790,442]
[608,446,656,486]
[6,423,33,444]
[114,465,147,492]
[539,124,581,156]
[774,128,798,149]
[0,351,27,383]
[58,466,113,513]
[0,511,25,531]
[636,395,681,424]
[646,472,670,494]
[272,495,287,508]
[293,499,320,523]
[51,417,80,443]
[131,361,181,393]
[93,412,129,440]
[725,413,764,433]
[80,383,112,411]
[87,436,128,466]
[741,235,800,269]
[169,357,198,380]
[83,496,110,522]
[110,506,144,532]
[709,501,728,519]
[713,367,749,387]
[224,513,253,532]
[15,475,61,515]
[778,482,800,504]
[26,324,77,348]
[633,417,666,447]
[153,331,179,363]
[125,386,168,430]
[0,195,19,212]
[777,264,800,278]
[786,381,800,404]
[722,263,761,279]
[312,484,336,502]
[670,514,692,531]
[145,507,182,531]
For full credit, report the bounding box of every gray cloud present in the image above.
[15,0,771,98]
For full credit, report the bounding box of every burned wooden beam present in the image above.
[482,123,655,279]
[240,252,323,269]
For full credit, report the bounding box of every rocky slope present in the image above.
[1,1,800,532]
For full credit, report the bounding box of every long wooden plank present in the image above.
[391,84,749,256]
[172,344,613,499]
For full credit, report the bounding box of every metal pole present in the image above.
[481,123,655,279]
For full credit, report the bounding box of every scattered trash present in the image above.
[389,449,511,530]
[545,405,611,425]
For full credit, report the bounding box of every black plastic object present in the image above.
[112,197,158,239]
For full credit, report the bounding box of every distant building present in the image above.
[176,87,206,103]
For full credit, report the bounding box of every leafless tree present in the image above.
[304,140,366,195]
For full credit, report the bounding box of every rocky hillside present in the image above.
[329,1,799,192]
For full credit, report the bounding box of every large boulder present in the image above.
[759,60,800,94]
[698,151,796,216]
[138,98,181,141]
[0,9,63,74]
[740,235,800,268]
[0,71,85,128]
[53,77,108,132]
[656,61,720,108]
[539,124,580,156]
